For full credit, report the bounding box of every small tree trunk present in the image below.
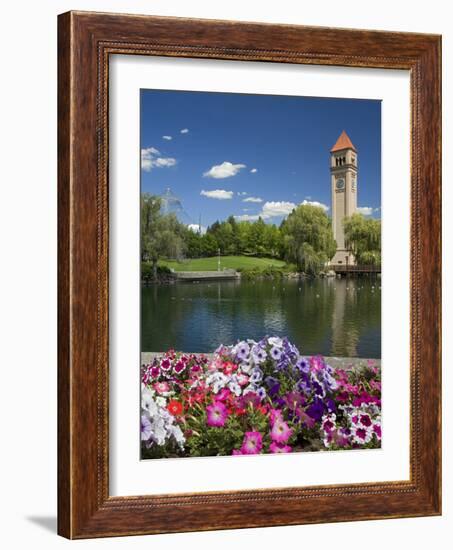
[152,259,158,281]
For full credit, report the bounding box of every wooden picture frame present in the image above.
[58,11,441,538]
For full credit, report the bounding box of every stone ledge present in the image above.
[141,352,380,371]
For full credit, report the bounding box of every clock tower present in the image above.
[330,130,357,265]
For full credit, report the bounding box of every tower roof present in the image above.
[330,130,357,153]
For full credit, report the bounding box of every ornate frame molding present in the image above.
[58,11,441,538]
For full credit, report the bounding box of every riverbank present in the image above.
[142,258,380,284]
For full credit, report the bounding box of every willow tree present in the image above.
[343,213,381,265]
[141,193,186,279]
[281,204,336,275]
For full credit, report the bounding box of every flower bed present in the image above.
[141,337,381,459]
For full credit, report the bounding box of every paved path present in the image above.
[173,270,239,281]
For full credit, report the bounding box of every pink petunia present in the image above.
[160,358,172,372]
[240,431,263,455]
[309,355,325,372]
[236,374,249,386]
[173,360,186,375]
[190,364,202,375]
[359,413,372,427]
[270,420,293,444]
[321,413,336,433]
[206,401,228,427]
[269,441,292,453]
[149,365,160,378]
[269,408,284,427]
[351,425,372,444]
[216,388,231,402]
[373,423,382,440]
[154,381,170,394]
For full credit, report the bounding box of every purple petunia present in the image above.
[141,415,153,441]
[295,357,310,373]
[306,398,325,422]
[251,345,266,364]
[250,368,263,384]
[235,341,250,361]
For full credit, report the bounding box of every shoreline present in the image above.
[142,269,381,285]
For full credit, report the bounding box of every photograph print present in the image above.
[140,90,382,460]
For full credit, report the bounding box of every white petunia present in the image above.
[141,390,158,416]
[207,371,229,393]
[239,362,253,374]
[228,380,242,396]
[151,422,167,445]
[155,396,167,408]
[169,424,186,449]
[268,336,283,348]
[243,384,259,395]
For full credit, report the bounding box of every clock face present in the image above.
[336,178,345,190]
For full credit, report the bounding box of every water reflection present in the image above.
[141,277,381,358]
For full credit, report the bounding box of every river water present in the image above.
[141,277,381,358]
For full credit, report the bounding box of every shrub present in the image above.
[141,262,172,283]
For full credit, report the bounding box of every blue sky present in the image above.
[140,89,381,230]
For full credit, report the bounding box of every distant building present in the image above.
[330,131,357,266]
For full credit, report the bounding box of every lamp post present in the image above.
[218,248,221,272]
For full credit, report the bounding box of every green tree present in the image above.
[184,228,203,258]
[280,204,336,275]
[141,194,186,279]
[200,232,219,257]
[236,221,252,255]
[249,217,267,256]
[343,213,381,265]
[263,222,282,258]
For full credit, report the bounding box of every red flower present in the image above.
[167,400,183,416]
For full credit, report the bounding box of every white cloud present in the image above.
[357,206,374,216]
[300,199,329,212]
[234,199,331,224]
[237,191,248,196]
[243,196,263,203]
[180,128,189,134]
[235,200,297,222]
[154,157,177,168]
[141,147,176,172]
[200,189,234,200]
[261,201,297,219]
[203,161,246,179]
[188,224,207,234]
[234,213,261,222]
[162,135,172,140]
[250,168,258,173]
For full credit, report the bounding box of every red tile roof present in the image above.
[330,130,357,152]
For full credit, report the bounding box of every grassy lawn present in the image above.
[160,255,287,272]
